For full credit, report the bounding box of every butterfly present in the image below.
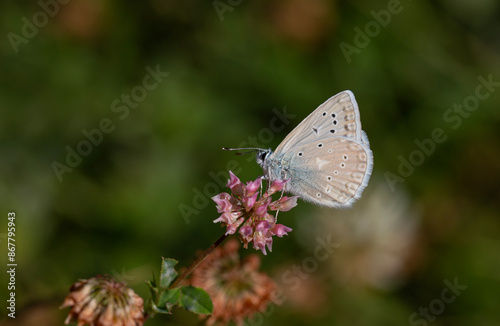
[226,91,373,208]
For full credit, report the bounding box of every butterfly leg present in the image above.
[273,189,287,220]
[259,175,265,197]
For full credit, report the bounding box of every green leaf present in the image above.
[160,258,178,289]
[158,288,180,312]
[179,286,214,315]
[151,302,171,315]
[151,271,157,286]
[146,280,158,302]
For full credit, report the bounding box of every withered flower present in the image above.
[61,275,144,326]
[191,240,279,325]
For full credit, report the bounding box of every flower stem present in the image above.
[169,232,229,289]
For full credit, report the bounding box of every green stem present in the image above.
[169,232,229,289]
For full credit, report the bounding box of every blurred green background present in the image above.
[1,0,500,325]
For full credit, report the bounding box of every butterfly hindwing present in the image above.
[282,137,372,207]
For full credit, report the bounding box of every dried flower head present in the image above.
[212,171,296,255]
[61,275,144,326]
[191,239,278,326]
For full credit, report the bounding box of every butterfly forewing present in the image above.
[274,91,362,155]
[281,137,372,207]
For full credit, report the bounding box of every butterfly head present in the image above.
[256,149,272,167]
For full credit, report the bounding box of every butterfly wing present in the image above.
[267,90,373,207]
[282,137,372,207]
[274,90,364,154]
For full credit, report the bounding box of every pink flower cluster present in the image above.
[212,171,297,255]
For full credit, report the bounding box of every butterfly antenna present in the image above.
[222,147,263,156]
